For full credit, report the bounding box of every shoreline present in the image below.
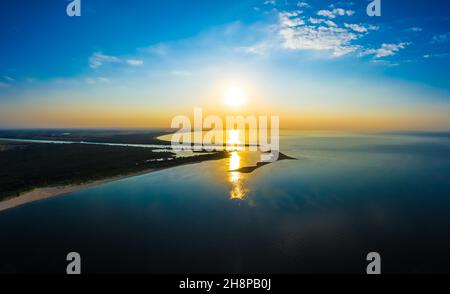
[0,167,161,213]
[0,134,230,213]
[0,154,226,213]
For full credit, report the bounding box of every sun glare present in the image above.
[223,86,247,107]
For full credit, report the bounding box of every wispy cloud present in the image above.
[85,77,111,84]
[3,76,15,82]
[171,70,193,77]
[126,59,144,66]
[264,0,276,5]
[423,52,450,59]
[239,42,272,56]
[317,8,354,19]
[369,59,400,67]
[297,2,310,8]
[147,44,169,56]
[405,27,423,33]
[344,23,378,33]
[89,52,120,69]
[280,24,361,57]
[431,32,450,44]
[89,53,145,69]
[0,82,10,88]
[362,43,410,58]
[277,7,378,57]
[309,17,337,27]
[246,3,411,62]
[279,11,305,27]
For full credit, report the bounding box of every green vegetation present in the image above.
[0,129,171,144]
[0,139,227,200]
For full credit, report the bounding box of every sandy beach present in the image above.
[0,152,228,213]
[0,168,157,213]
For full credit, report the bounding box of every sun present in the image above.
[223,86,247,107]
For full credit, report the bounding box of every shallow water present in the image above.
[1,131,450,273]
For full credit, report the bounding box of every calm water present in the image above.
[1,131,450,273]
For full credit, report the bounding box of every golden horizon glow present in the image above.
[4,107,450,131]
[3,90,450,131]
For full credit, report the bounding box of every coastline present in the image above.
[0,134,230,212]
[0,152,227,213]
[0,145,230,213]
[0,167,160,213]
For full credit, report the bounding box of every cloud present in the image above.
[280,24,361,57]
[431,32,450,44]
[308,17,322,24]
[330,2,355,8]
[239,42,272,56]
[297,2,310,8]
[278,8,370,57]
[369,59,400,67]
[273,5,405,61]
[171,70,192,77]
[279,11,305,27]
[89,53,145,69]
[146,44,169,56]
[344,23,368,33]
[405,27,423,33]
[324,20,337,27]
[362,43,410,58]
[264,0,276,5]
[344,23,378,33]
[317,10,334,18]
[423,53,450,59]
[3,76,15,82]
[308,17,337,27]
[126,59,144,66]
[85,77,111,84]
[317,8,354,19]
[0,82,10,88]
[89,52,120,69]
[251,5,405,63]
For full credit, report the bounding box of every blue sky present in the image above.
[1,0,450,130]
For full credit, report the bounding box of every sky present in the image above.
[0,0,450,130]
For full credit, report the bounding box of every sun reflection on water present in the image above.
[228,151,247,200]
[226,129,249,200]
